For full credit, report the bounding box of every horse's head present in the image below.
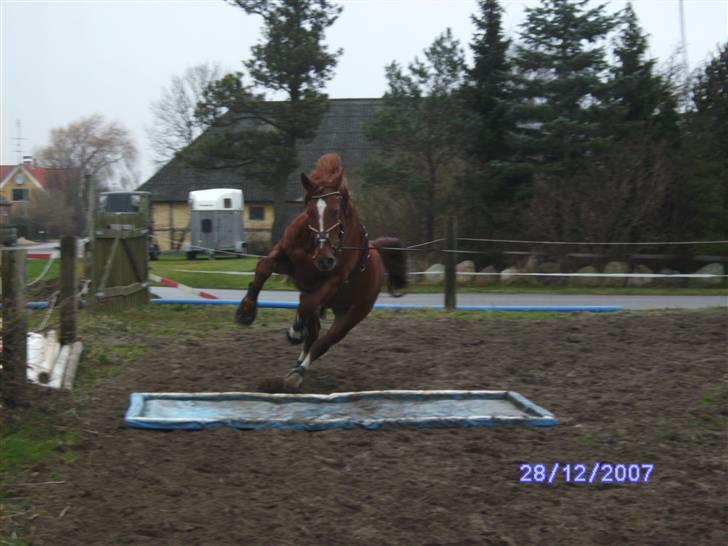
[301,165,349,272]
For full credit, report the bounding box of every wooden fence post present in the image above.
[445,216,457,310]
[83,175,96,281]
[1,249,28,407]
[60,235,78,345]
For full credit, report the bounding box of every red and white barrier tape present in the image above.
[149,273,219,299]
[408,271,728,278]
[162,268,726,279]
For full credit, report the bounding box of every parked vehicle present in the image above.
[98,191,161,260]
[183,189,246,259]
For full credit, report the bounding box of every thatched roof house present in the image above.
[138,98,381,251]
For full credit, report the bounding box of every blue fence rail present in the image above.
[15,299,623,312]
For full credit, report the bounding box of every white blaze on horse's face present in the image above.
[316,198,327,247]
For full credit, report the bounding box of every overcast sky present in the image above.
[1,0,726,183]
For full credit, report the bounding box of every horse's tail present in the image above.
[371,237,408,296]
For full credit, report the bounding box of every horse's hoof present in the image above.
[283,369,304,391]
[235,298,257,326]
[286,324,308,345]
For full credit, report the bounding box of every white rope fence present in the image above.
[149,234,727,282]
[406,271,728,279]
[456,237,728,246]
[26,255,56,287]
[162,269,728,280]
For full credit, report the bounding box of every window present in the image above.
[223,198,232,209]
[12,189,28,201]
[201,219,212,233]
[249,206,265,221]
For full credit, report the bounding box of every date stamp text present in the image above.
[519,463,654,484]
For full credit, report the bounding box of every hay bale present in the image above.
[689,263,725,288]
[423,263,445,284]
[655,268,682,288]
[500,267,522,286]
[536,261,562,286]
[456,260,476,284]
[602,261,629,287]
[569,266,601,288]
[475,265,498,286]
[627,264,654,287]
[524,255,539,273]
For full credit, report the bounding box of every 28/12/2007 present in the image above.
[519,463,654,484]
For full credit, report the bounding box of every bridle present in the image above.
[306,189,370,275]
[307,191,344,253]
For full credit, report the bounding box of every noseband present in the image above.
[308,191,344,252]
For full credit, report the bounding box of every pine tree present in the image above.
[467,0,512,165]
[609,2,678,140]
[692,42,728,156]
[456,0,519,237]
[510,0,616,174]
[365,29,467,243]
[674,43,728,238]
[184,0,342,242]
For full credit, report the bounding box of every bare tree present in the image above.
[147,62,223,166]
[35,114,138,233]
[36,114,138,185]
[27,190,76,238]
[526,138,674,248]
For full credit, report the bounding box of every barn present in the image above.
[138,98,382,253]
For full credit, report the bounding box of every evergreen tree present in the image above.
[467,0,512,165]
[674,43,728,238]
[365,29,467,243]
[510,0,616,174]
[184,0,342,242]
[609,2,678,140]
[457,0,518,237]
[692,42,728,156]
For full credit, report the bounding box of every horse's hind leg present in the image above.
[235,244,290,326]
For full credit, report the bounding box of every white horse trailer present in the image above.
[184,189,246,259]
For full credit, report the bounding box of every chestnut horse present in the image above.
[235,153,407,390]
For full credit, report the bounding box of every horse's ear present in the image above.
[301,173,313,194]
[340,181,350,214]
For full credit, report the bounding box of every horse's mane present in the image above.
[309,153,347,191]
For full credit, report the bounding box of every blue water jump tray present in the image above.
[125,390,558,431]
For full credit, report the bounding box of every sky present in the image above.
[1,0,727,184]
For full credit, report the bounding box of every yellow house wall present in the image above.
[0,169,45,216]
[151,202,190,251]
[151,201,276,251]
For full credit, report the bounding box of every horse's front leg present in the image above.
[285,303,371,391]
[235,244,290,326]
[283,283,337,390]
[289,312,321,379]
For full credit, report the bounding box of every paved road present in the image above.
[150,286,727,310]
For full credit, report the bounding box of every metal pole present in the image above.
[679,0,689,73]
